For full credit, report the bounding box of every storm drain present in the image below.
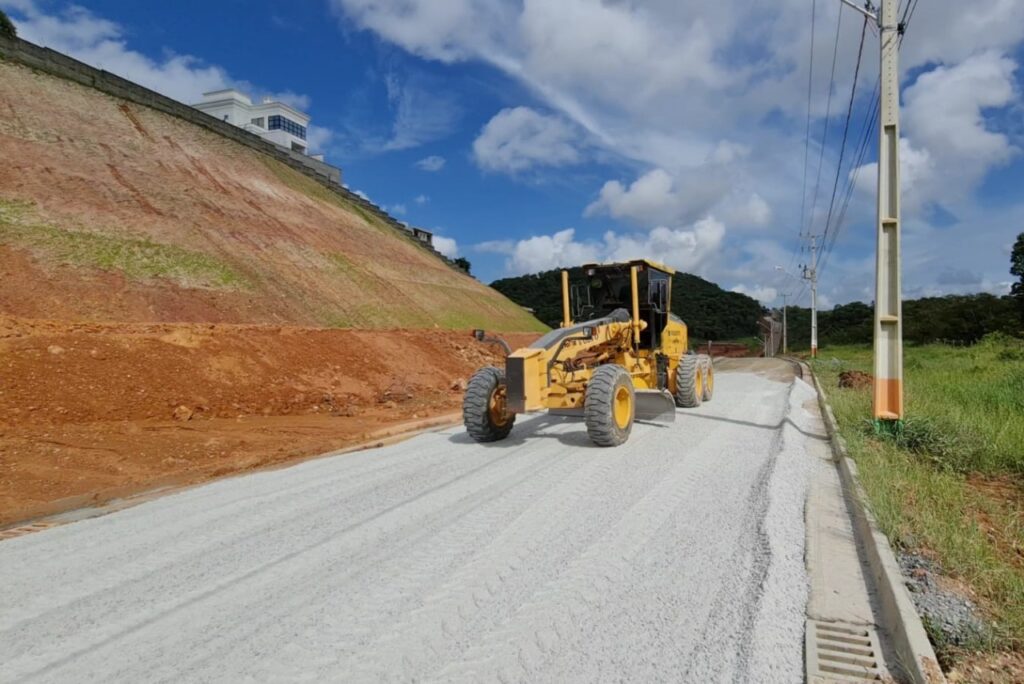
[806,619,885,682]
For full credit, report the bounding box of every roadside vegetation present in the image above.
[813,336,1024,657]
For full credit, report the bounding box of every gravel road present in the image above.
[0,359,821,683]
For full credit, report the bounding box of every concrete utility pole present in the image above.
[781,294,788,354]
[872,0,904,431]
[836,0,903,433]
[802,234,819,358]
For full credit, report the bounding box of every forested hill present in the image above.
[490,268,765,340]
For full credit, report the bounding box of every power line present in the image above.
[821,17,868,248]
[796,0,818,263]
[818,77,880,277]
[806,4,844,238]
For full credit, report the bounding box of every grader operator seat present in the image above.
[578,262,672,351]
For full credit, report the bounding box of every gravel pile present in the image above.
[899,552,989,647]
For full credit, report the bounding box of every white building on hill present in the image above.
[193,89,315,156]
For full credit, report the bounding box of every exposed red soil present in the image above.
[838,369,874,390]
[0,315,538,526]
[702,342,755,358]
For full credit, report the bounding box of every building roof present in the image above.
[194,89,310,123]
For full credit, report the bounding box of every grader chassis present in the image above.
[464,259,713,446]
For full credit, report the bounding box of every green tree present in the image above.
[0,9,17,38]
[453,257,471,274]
[1012,232,1024,324]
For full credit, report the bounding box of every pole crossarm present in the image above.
[838,0,878,23]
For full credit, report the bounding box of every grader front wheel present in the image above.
[463,367,515,442]
[584,364,635,447]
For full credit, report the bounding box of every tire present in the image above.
[674,354,703,408]
[463,367,515,442]
[584,364,635,447]
[699,354,714,402]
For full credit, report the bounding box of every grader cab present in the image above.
[464,259,714,447]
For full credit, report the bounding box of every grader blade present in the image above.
[634,390,677,423]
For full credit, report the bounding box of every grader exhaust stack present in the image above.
[464,259,713,447]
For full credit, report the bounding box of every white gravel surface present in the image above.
[0,361,822,683]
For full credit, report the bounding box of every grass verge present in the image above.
[812,337,1024,655]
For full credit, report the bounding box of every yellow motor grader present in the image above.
[464,259,713,446]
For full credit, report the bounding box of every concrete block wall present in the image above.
[0,35,467,273]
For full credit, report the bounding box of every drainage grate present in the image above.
[806,619,885,682]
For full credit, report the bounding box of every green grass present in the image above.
[813,337,1024,650]
[0,199,248,289]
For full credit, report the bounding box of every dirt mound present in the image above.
[838,370,873,390]
[0,60,542,332]
[0,315,538,525]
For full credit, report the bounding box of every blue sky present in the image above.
[3,0,1023,309]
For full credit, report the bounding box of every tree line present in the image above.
[490,267,764,340]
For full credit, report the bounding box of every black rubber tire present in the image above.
[674,354,703,408]
[699,354,714,402]
[584,364,635,447]
[462,366,515,442]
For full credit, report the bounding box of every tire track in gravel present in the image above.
[3,440,559,679]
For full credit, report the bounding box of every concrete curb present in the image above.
[807,367,946,684]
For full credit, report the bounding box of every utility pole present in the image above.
[802,234,819,358]
[836,0,903,434]
[781,294,788,354]
[873,0,904,432]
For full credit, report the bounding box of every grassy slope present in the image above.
[812,337,1024,651]
[0,59,545,332]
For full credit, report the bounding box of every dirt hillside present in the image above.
[0,59,542,332]
[0,314,538,525]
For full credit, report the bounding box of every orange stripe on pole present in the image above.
[873,377,903,420]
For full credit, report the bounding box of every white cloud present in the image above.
[432,235,459,258]
[585,168,729,227]
[731,284,779,305]
[381,73,461,151]
[389,204,407,216]
[507,229,602,274]
[853,51,1019,211]
[478,218,726,277]
[266,90,311,111]
[3,2,305,108]
[414,194,429,204]
[306,125,335,153]
[415,155,446,172]
[473,107,582,173]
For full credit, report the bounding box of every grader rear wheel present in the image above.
[463,366,515,442]
[584,364,635,447]
[674,354,703,408]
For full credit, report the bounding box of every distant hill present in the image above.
[0,59,543,332]
[490,267,764,340]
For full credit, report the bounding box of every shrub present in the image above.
[869,416,969,472]
[0,9,16,38]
